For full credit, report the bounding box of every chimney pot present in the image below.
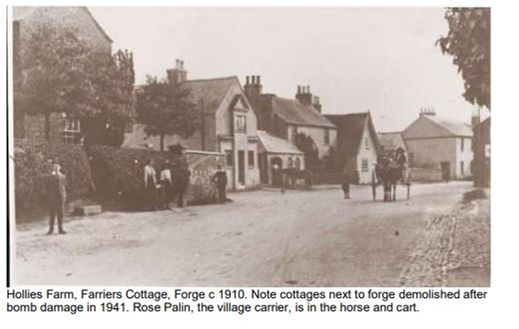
[307,86,310,93]
[246,76,250,85]
[257,76,261,84]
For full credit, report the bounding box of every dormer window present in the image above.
[235,115,246,133]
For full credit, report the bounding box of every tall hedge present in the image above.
[88,145,224,210]
[88,145,189,210]
[14,140,93,222]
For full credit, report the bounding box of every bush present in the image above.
[88,145,190,210]
[14,140,93,222]
[88,145,225,210]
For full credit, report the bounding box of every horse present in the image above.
[373,155,410,202]
[281,168,314,190]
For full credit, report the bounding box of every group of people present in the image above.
[143,160,230,211]
[44,157,230,235]
[143,159,189,211]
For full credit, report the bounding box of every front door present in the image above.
[238,150,245,186]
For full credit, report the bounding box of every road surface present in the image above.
[14,181,488,286]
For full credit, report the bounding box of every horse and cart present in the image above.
[371,147,411,202]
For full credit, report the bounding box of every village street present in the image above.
[14,181,489,287]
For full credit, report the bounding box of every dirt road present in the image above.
[14,181,486,287]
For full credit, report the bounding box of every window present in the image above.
[324,128,330,145]
[460,161,464,176]
[235,115,246,133]
[361,159,369,172]
[461,138,465,152]
[248,150,255,167]
[295,157,301,170]
[288,157,294,168]
[225,150,233,167]
[365,137,370,150]
[61,118,81,144]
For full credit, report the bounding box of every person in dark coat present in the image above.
[47,163,67,235]
[211,165,228,203]
[342,168,351,199]
[159,160,172,209]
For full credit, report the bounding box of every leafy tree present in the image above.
[17,23,90,141]
[16,24,135,145]
[294,132,320,173]
[80,50,135,147]
[438,8,490,109]
[135,77,199,151]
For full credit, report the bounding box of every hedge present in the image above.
[88,145,191,211]
[13,140,93,222]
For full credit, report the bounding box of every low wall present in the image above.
[409,167,443,182]
[185,150,225,205]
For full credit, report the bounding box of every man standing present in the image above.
[342,167,351,199]
[211,165,228,203]
[47,163,67,235]
[160,160,172,210]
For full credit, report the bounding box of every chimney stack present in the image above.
[419,107,436,117]
[296,84,313,107]
[313,96,322,113]
[244,75,263,98]
[167,59,187,85]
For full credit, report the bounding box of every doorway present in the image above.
[238,150,245,186]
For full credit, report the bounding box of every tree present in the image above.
[17,23,90,141]
[294,132,320,173]
[438,8,490,109]
[17,24,135,144]
[135,77,199,151]
[79,50,135,147]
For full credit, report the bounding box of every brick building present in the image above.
[123,61,260,191]
[12,6,112,141]
[244,76,337,160]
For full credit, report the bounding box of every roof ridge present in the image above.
[182,76,238,84]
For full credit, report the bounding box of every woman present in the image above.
[143,159,158,211]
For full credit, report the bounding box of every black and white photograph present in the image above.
[8,6,490,287]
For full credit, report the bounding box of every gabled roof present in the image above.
[426,115,473,137]
[257,131,304,155]
[12,7,113,43]
[180,76,238,114]
[326,112,380,157]
[378,132,408,152]
[271,97,336,129]
[403,114,473,139]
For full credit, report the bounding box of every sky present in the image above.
[89,7,486,132]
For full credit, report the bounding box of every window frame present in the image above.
[61,117,82,145]
[361,159,369,172]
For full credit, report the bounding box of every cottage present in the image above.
[123,61,260,191]
[13,7,112,141]
[378,132,408,159]
[325,112,380,184]
[256,130,305,186]
[402,110,473,180]
[244,76,337,160]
